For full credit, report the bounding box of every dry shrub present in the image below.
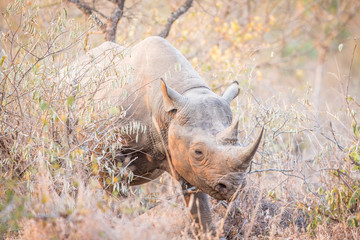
[211,182,308,239]
[17,163,192,240]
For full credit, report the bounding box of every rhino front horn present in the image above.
[238,126,264,168]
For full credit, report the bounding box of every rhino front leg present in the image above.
[182,182,214,232]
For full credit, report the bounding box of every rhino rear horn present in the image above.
[217,116,239,144]
[238,126,264,168]
[161,78,186,112]
[222,81,240,104]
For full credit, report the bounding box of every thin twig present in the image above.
[319,122,345,152]
[248,168,293,174]
[345,39,358,132]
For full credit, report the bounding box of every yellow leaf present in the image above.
[92,163,99,174]
[106,177,111,184]
[270,16,275,26]
[296,69,304,79]
[0,56,6,67]
[80,209,89,215]
[256,70,263,80]
[230,21,239,32]
[244,33,252,41]
[60,114,67,122]
[41,115,48,125]
[76,148,84,155]
[41,194,49,204]
[210,45,221,61]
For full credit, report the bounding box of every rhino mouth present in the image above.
[208,190,227,201]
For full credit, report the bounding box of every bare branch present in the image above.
[158,0,193,39]
[329,122,344,151]
[105,0,125,42]
[67,0,106,31]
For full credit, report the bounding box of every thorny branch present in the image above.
[158,0,193,38]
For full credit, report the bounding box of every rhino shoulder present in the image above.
[140,36,169,46]
[133,36,175,56]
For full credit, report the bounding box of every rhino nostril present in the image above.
[215,183,228,195]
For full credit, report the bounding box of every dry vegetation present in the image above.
[1,0,360,239]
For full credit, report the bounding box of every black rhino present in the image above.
[64,36,263,231]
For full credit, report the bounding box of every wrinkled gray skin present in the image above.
[68,36,263,231]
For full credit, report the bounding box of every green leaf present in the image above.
[109,106,120,116]
[66,96,75,107]
[40,101,49,111]
[353,123,358,135]
[347,189,360,209]
[347,217,358,227]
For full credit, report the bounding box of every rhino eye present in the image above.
[191,145,205,160]
[195,150,203,155]
[192,149,204,161]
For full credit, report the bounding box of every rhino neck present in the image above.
[182,87,216,98]
[166,76,210,95]
[181,85,211,95]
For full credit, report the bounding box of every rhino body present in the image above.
[65,36,263,230]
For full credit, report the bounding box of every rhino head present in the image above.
[161,79,263,202]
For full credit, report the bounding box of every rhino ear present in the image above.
[160,78,186,112]
[222,81,240,104]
